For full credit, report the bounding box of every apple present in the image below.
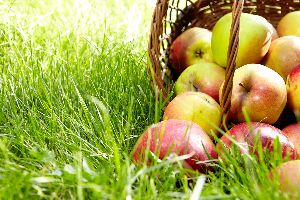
[277,11,300,37]
[286,63,300,121]
[211,12,271,69]
[174,62,225,104]
[269,160,300,197]
[268,22,279,42]
[169,27,215,75]
[132,119,218,174]
[217,122,296,161]
[260,36,300,82]
[222,64,287,125]
[163,91,221,139]
[282,123,300,159]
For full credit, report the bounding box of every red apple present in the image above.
[222,64,287,125]
[174,62,225,104]
[169,27,215,75]
[163,91,221,139]
[260,36,300,82]
[217,122,296,160]
[282,122,300,159]
[269,160,300,197]
[132,119,218,174]
[286,63,300,121]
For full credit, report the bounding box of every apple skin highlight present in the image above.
[132,119,218,174]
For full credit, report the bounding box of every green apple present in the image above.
[169,27,215,75]
[174,62,225,103]
[277,11,300,37]
[223,64,287,124]
[211,12,271,69]
[286,63,300,121]
[260,36,300,82]
[163,91,221,139]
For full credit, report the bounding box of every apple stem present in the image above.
[196,50,203,58]
[239,83,250,92]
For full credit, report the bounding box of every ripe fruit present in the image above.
[163,91,221,139]
[277,11,300,37]
[175,62,225,103]
[211,12,271,69]
[217,122,296,161]
[282,122,300,159]
[260,36,300,82]
[222,64,287,125]
[286,63,300,120]
[169,27,214,75]
[269,160,300,197]
[132,119,218,174]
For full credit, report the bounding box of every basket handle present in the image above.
[220,0,244,130]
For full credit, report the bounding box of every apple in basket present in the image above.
[169,27,215,75]
[282,122,300,159]
[220,64,287,125]
[286,63,300,121]
[217,122,296,161]
[174,62,225,104]
[132,119,218,175]
[211,12,271,69]
[260,36,300,82]
[277,11,300,37]
[163,91,221,139]
[268,22,279,42]
[269,160,300,198]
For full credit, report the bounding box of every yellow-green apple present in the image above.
[268,22,279,42]
[269,160,300,197]
[211,12,271,69]
[132,119,218,174]
[217,122,296,160]
[282,122,300,159]
[222,64,287,125]
[169,27,215,75]
[286,63,300,121]
[174,62,225,103]
[260,36,300,82]
[163,91,221,139]
[277,11,300,37]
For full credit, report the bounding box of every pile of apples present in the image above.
[132,11,300,193]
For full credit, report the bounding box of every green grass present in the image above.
[0,0,299,199]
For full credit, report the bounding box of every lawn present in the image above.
[0,0,298,199]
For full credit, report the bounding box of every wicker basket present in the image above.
[147,0,300,128]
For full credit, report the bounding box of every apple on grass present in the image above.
[163,91,221,139]
[220,64,287,125]
[211,12,271,69]
[175,62,225,104]
[269,160,300,198]
[286,63,300,121]
[277,11,300,37]
[260,36,300,82]
[217,122,296,161]
[282,122,300,159]
[132,119,218,175]
[169,27,215,75]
